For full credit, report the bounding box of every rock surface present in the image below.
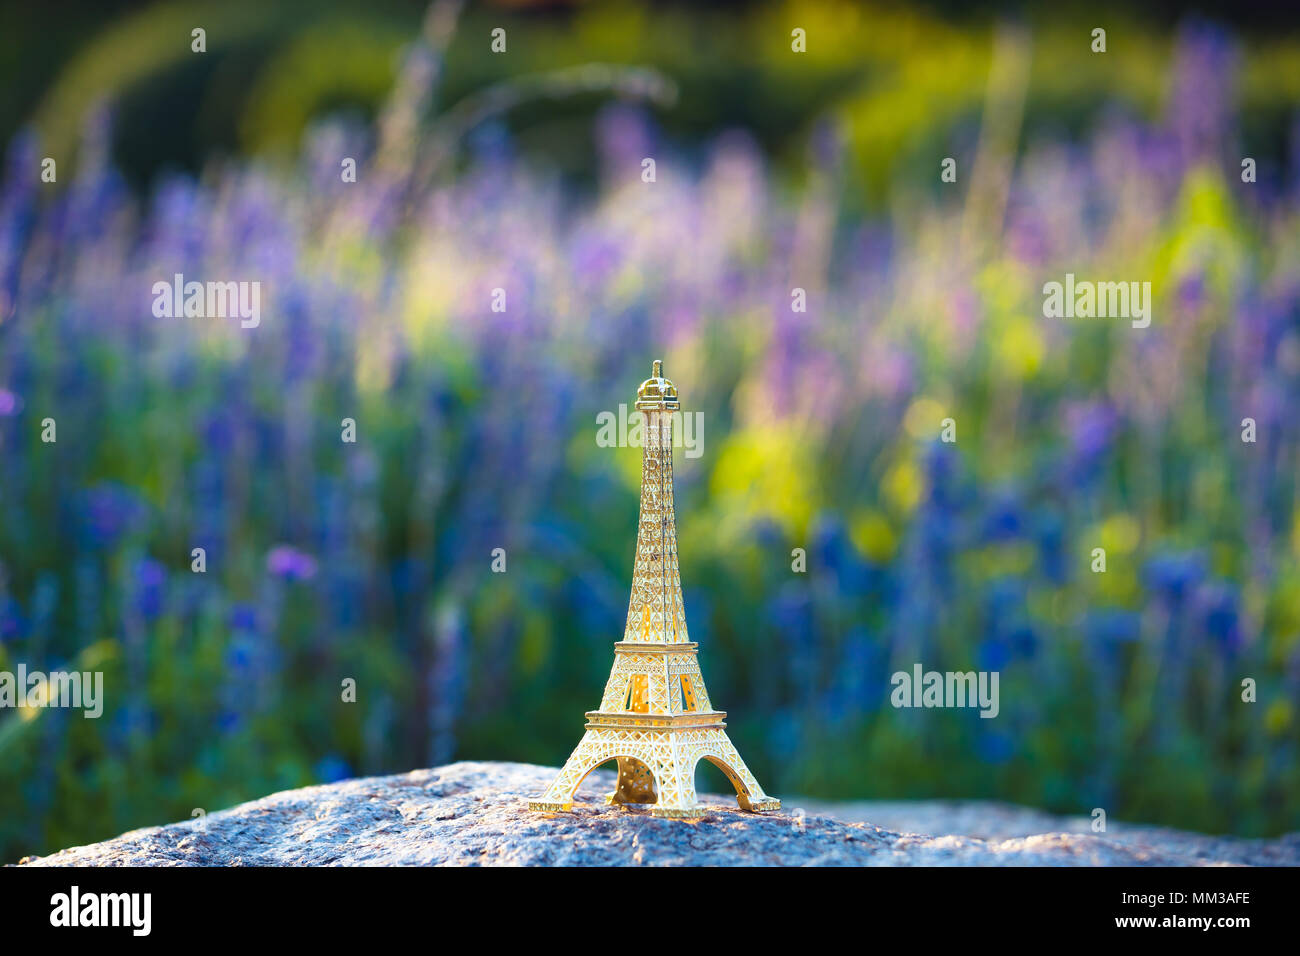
[15,761,1299,866]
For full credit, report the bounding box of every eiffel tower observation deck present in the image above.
[529,361,779,818]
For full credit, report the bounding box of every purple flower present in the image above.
[1196,582,1242,656]
[78,482,149,549]
[977,636,1011,672]
[131,557,167,621]
[226,643,252,671]
[1178,273,1206,311]
[1083,609,1141,653]
[228,603,258,632]
[976,729,1016,764]
[315,754,352,784]
[982,491,1025,542]
[1166,24,1238,167]
[1009,624,1038,659]
[266,545,318,581]
[596,104,652,169]
[0,389,19,416]
[571,231,622,284]
[1143,551,1207,604]
[1034,511,1068,585]
[0,596,24,642]
[1064,401,1119,467]
[216,709,242,734]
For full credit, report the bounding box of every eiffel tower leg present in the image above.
[702,731,780,813]
[529,730,617,812]
[646,734,703,818]
[605,756,658,806]
[648,759,701,818]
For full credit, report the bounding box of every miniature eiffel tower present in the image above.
[530,360,780,818]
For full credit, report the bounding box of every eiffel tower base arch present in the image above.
[529,721,780,819]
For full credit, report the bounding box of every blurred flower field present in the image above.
[2,3,1300,858]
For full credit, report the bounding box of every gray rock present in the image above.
[14,761,1299,866]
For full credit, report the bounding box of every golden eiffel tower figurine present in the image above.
[530,360,780,819]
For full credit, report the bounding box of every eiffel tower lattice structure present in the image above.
[529,360,780,818]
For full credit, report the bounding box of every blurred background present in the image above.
[2,0,1300,861]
